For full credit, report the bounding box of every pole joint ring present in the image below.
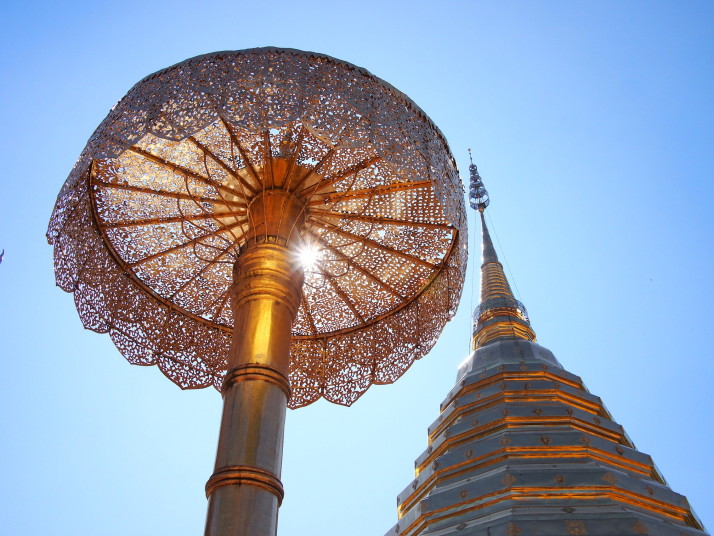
[205,465,285,505]
[222,363,292,399]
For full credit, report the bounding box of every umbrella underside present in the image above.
[49,49,466,407]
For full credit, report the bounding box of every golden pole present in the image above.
[205,190,305,536]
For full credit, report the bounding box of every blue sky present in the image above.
[1,2,712,534]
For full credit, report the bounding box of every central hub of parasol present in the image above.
[213,156,328,245]
[245,189,305,243]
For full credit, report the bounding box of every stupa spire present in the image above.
[385,153,709,536]
[468,151,535,350]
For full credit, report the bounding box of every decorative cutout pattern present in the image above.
[47,48,467,408]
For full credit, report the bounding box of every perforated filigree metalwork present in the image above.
[47,48,467,408]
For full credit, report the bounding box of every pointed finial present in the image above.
[468,151,535,350]
[468,150,489,212]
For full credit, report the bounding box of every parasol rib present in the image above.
[276,127,307,235]
[308,218,437,269]
[263,131,275,188]
[130,220,245,267]
[299,155,381,197]
[310,209,452,230]
[280,127,305,192]
[307,180,432,205]
[128,146,245,200]
[291,148,335,192]
[300,293,319,336]
[306,230,406,302]
[169,249,233,300]
[101,211,246,229]
[220,118,262,188]
[209,288,232,323]
[187,136,258,197]
[92,178,244,207]
[317,267,366,323]
[192,150,248,246]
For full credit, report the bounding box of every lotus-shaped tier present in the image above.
[48,48,467,408]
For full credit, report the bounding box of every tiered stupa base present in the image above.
[387,338,707,536]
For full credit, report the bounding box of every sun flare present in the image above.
[296,243,321,269]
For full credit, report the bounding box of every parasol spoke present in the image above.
[169,248,233,300]
[220,118,262,189]
[308,217,438,270]
[310,209,453,230]
[298,155,381,197]
[276,127,307,235]
[263,130,275,188]
[130,219,245,267]
[300,293,318,337]
[189,233,243,262]
[128,145,244,200]
[93,178,244,207]
[307,180,433,205]
[209,287,232,323]
[306,229,406,302]
[317,267,366,323]
[291,148,335,192]
[187,135,258,198]
[280,126,305,192]
[191,151,248,246]
[101,211,246,229]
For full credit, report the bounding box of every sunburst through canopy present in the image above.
[48,48,467,408]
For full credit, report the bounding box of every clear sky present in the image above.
[1,2,712,535]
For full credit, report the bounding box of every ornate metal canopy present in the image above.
[48,47,467,408]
